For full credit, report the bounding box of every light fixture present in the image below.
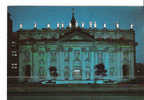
[19,24,23,29]
[61,23,64,28]
[34,23,37,28]
[47,24,50,28]
[81,22,84,28]
[57,23,59,28]
[69,22,72,28]
[104,23,106,28]
[130,24,134,29]
[76,21,78,27]
[89,21,92,28]
[116,23,119,29]
[94,21,96,28]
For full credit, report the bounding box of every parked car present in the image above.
[95,79,115,84]
[40,80,56,85]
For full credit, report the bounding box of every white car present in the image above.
[40,80,56,85]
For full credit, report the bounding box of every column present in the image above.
[117,49,123,81]
[60,48,64,80]
[105,52,109,79]
[45,50,51,80]
[102,52,105,64]
[18,48,24,82]
[82,48,86,80]
[129,49,134,79]
[29,48,33,81]
[69,48,73,80]
[56,49,60,80]
[120,51,124,80]
[32,52,39,82]
[90,48,94,80]
[97,51,102,64]
[112,52,116,80]
[94,51,98,65]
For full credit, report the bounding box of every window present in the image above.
[11,63,18,69]
[11,51,17,56]
[11,41,16,47]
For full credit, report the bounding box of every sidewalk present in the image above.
[8,83,144,96]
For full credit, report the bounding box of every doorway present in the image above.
[24,65,31,82]
[122,64,129,79]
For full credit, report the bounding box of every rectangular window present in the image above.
[11,63,18,69]
[11,41,16,47]
[11,51,17,56]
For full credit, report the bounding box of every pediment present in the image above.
[70,34,85,40]
[58,31,95,42]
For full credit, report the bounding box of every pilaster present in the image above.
[60,47,64,80]
[69,48,73,80]
[90,47,94,80]
[82,48,86,80]
[18,47,24,82]
[45,48,51,80]
[31,46,39,82]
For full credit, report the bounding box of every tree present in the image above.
[49,66,58,80]
[94,63,107,77]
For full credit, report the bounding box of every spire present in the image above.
[72,8,74,17]
[71,8,76,28]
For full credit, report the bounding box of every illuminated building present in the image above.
[17,10,137,84]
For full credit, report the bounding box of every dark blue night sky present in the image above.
[8,6,144,63]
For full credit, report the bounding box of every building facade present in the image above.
[18,12,137,84]
[8,13,19,83]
